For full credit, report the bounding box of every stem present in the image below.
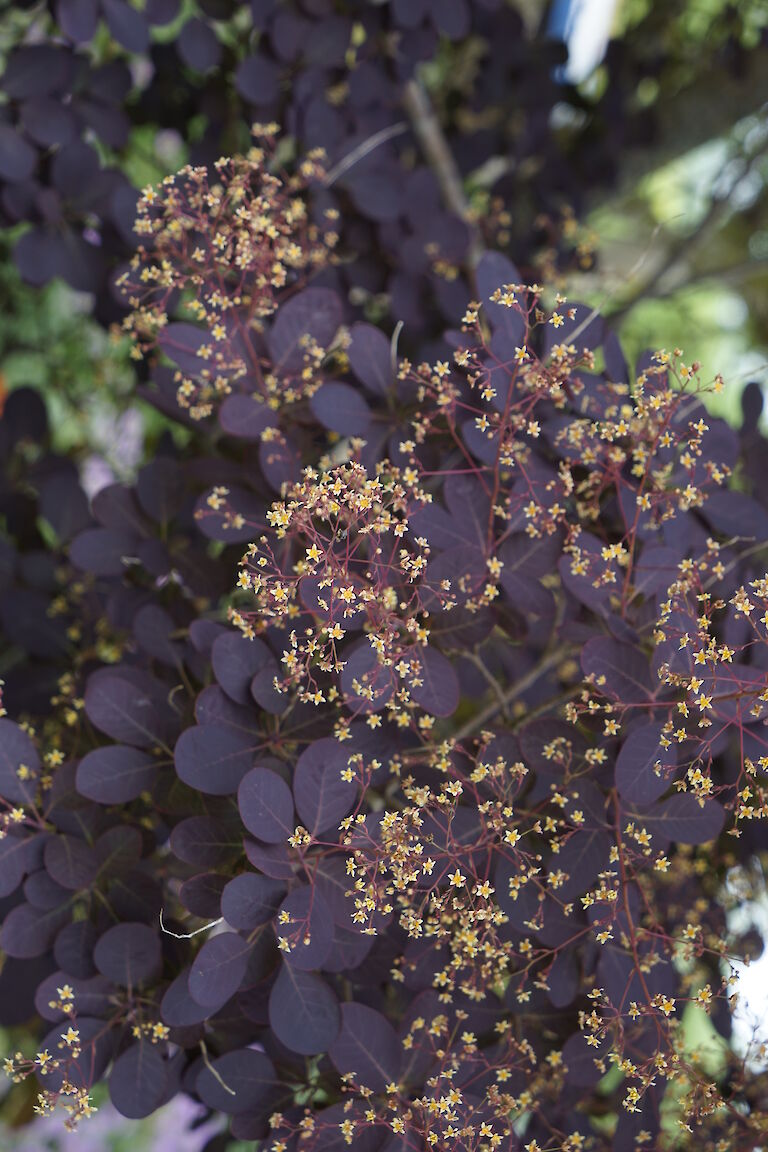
[323,122,409,188]
[451,647,569,746]
[403,76,484,273]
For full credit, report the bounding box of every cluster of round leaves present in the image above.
[2,177,768,1150]
[4,0,747,339]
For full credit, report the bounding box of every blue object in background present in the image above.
[549,0,619,84]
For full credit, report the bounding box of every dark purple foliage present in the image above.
[0,5,765,1149]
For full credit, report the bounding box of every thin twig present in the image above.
[463,651,512,716]
[200,1040,236,1096]
[390,319,404,379]
[323,122,408,188]
[451,647,569,746]
[159,909,223,939]
[403,76,484,271]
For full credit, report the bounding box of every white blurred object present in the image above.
[730,894,768,1068]
[81,407,144,499]
[548,0,619,84]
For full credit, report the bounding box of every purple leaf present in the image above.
[70,527,138,576]
[102,0,150,52]
[235,53,281,105]
[222,873,287,931]
[475,251,525,337]
[212,632,273,705]
[40,1018,113,1091]
[76,745,157,804]
[347,323,393,395]
[136,458,184,524]
[340,643,394,714]
[250,666,287,714]
[268,964,340,1055]
[0,834,44,898]
[268,288,342,374]
[238,767,294,843]
[194,485,263,543]
[177,17,222,71]
[581,637,653,703]
[293,738,358,835]
[170,816,242,868]
[615,724,676,806]
[160,969,211,1027]
[109,1042,169,1119]
[0,718,40,804]
[4,46,73,99]
[85,669,178,749]
[0,902,71,959]
[188,931,251,1010]
[219,393,276,440]
[0,125,37,183]
[54,922,99,979]
[94,923,162,986]
[259,433,301,493]
[443,472,491,551]
[277,885,333,970]
[310,381,371,436]
[56,0,99,41]
[196,1048,276,1115]
[409,646,460,717]
[422,546,488,612]
[44,835,98,890]
[639,793,725,845]
[408,500,478,551]
[36,972,112,1022]
[329,1003,401,1091]
[244,838,295,880]
[179,873,227,919]
[175,725,254,795]
[133,605,182,666]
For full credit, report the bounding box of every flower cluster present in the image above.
[118,127,335,419]
[1,163,768,1152]
[3,990,98,1132]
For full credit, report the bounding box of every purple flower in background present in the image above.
[1,1094,222,1151]
[81,407,144,497]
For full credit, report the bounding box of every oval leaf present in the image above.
[268,964,340,1055]
[615,724,676,806]
[76,745,157,804]
[94,923,162,987]
[293,738,358,835]
[238,767,294,843]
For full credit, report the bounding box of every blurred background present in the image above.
[0,0,767,1146]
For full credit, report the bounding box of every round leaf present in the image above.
[329,1003,401,1091]
[0,719,39,804]
[76,745,157,804]
[175,725,254,795]
[188,931,251,1010]
[221,873,287,931]
[347,322,392,395]
[238,767,294,843]
[109,1041,169,1119]
[268,964,340,1055]
[277,886,333,971]
[219,393,276,440]
[408,647,459,717]
[94,923,162,987]
[195,1047,276,1115]
[293,738,358,835]
[615,724,676,806]
[309,382,370,436]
